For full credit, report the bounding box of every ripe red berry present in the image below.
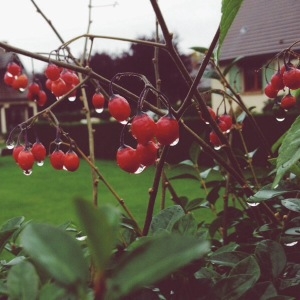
[13,144,25,163]
[270,71,285,91]
[264,84,279,99]
[108,94,131,123]
[50,149,65,170]
[280,94,296,110]
[60,69,75,84]
[17,149,35,173]
[45,78,53,91]
[51,78,67,97]
[131,112,157,145]
[209,131,222,147]
[28,82,40,95]
[31,142,47,163]
[45,63,61,81]
[12,74,28,91]
[63,150,80,172]
[6,62,21,77]
[136,141,158,167]
[283,66,300,90]
[37,90,48,107]
[155,114,179,146]
[202,106,217,124]
[218,114,233,133]
[92,92,105,112]
[116,145,140,173]
[4,72,15,86]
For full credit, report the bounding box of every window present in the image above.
[243,65,262,92]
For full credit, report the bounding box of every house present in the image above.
[0,47,37,139]
[212,0,300,113]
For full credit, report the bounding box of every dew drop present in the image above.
[95,108,104,114]
[68,96,76,102]
[63,165,68,171]
[247,202,259,207]
[23,169,33,176]
[119,119,128,125]
[6,141,15,149]
[214,145,221,150]
[19,88,25,92]
[37,161,44,166]
[276,117,285,122]
[170,138,179,146]
[284,241,298,247]
[134,165,146,174]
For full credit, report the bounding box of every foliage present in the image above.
[2,0,300,299]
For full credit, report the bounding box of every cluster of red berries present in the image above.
[44,63,79,100]
[264,62,300,110]
[27,81,48,107]
[202,106,233,149]
[3,62,29,92]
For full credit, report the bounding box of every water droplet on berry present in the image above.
[23,169,33,176]
[68,96,76,102]
[284,241,298,247]
[19,88,25,92]
[247,202,259,207]
[276,116,285,122]
[55,138,63,145]
[95,108,104,114]
[37,161,44,166]
[6,141,15,149]
[214,145,221,150]
[134,165,146,174]
[120,119,128,125]
[170,138,179,146]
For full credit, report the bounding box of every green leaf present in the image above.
[255,240,286,280]
[167,163,199,181]
[185,198,205,211]
[172,213,198,236]
[218,0,244,59]
[75,199,120,273]
[209,251,249,267]
[189,142,201,165]
[0,216,24,253]
[190,46,210,56]
[20,223,89,287]
[7,261,39,300]
[106,234,210,299]
[149,205,185,235]
[242,281,278,299]
[229,255,260,279]
[281,198,300,212]
[273,115,300,188]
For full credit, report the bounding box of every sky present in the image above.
[0,0,222,72]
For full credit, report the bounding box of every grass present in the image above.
[0,155,214,229]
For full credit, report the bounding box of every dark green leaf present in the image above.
[75,199,120,273]
[172,214,198,236]
[185,198,205,211]
[273,115,300,188]
[281,198,300,212]
[7,261,39,300]
[106,234,210,299]
[189,142,201,165]
[207,185,220,204]
[229,255,260,279]
[284,227,300,236]
[190,46,210,56]
[167,163,199,181]
[218,0,244,59]
[149,205,185,235]
[0,216,24,253]
[255,240,286,280]
[209,251,249,267]
[39,283,67,300]
[195,267,221,281]
[242,281,278,299]
[213,242,239,254]
[21,223,89,287]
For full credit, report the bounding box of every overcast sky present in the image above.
[0,0,222,71]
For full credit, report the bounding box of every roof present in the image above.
[0,47,28,103]
[219,0,300,61]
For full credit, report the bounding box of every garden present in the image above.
[1,0,300,299]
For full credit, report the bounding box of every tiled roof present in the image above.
[219,0,300,61]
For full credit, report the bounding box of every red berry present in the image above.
[280,94,296,110]
[45,63,61,81]
[6,62,21,77]
[60,69,75,84]
[13,144,25,163]
[50,149,65,170]
[63,150,80,172]
[31,142,47,163]
[45,79,53,91]
[136,141,158,167]
[155,114,179,146]
[4,72,15,86]
[116,145,140,173]
[202,106,217,123]
[218,114,233,133]
[37,90,48,107]
[108,94,131,123]
[92,92,105,111]
[264,84,279,98]
[51,78,67,97]
[131,112,157,145]
[12,74,28,91]
[270,71,285,91]
[283,66,300,90]
[209,131,222,147]
[28,82,40,95]
[17,149,35,172]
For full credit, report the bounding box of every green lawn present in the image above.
[0,155,213,228]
